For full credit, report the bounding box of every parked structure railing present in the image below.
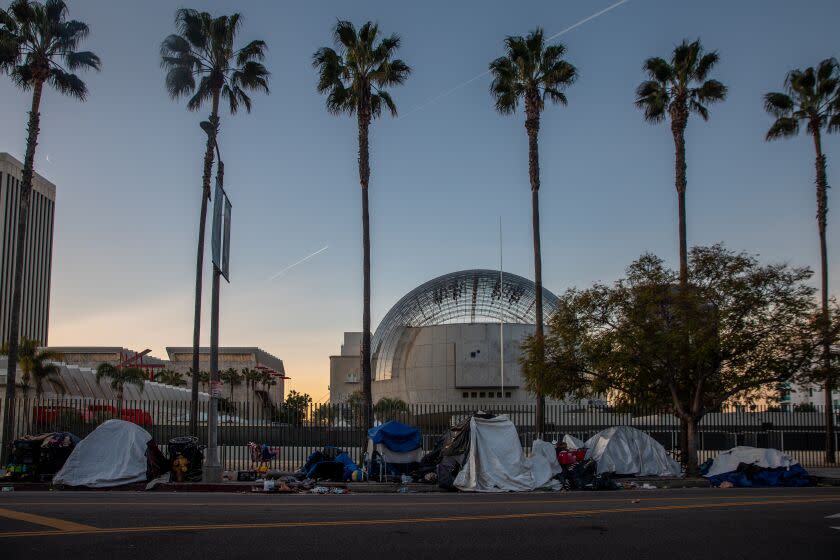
[1,398,837,472]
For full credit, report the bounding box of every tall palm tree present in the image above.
[241,367,261,414]
[0,0,99,446]
[160,9,269,436]
[489,28,576,436]
[764,57,840,463]
[95,363,146,415]
[635,39,727,288]
[313,21,410,426]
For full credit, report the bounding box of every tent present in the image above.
[704,446,813,487]
[584,426,681,477]
[561,434,585,450]
[54,420,163,487]
[366,421,423,481]
[454,415,561,492]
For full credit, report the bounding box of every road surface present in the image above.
[0,487,838,558]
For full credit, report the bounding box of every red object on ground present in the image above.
[574,449,587,461]
[557,450,578,465]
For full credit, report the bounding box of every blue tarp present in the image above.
[707,463,813,488]
[367,421,421,453]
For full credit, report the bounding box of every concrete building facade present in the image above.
[330,269,590,406]
[0,153,55,345]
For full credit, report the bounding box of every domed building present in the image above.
[329,269,567,405]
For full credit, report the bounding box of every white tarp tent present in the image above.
[54,420,152,487]
[704,446,798,478]
[584,426,681,477]
[454,415,561,492]
[562,434,585,450]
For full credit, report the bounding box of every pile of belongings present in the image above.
[551,434,616,491]
[419,412,563,492]
[300,446,362,482]
[583,426,682,477]
[702,446,814,488]
[366,421,423,482]
[2,432,79,481]
[54,419,167,488]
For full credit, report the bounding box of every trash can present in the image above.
[167,436,204,482]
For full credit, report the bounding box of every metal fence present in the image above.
[1,397,837,472]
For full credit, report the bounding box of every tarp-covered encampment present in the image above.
[704,446,813,487]
[367,421,423,480]
[584,426,681,477]
[367,421,421,453]
[454,415,560,492]
[54,420,162,487]
[561,434,585,450]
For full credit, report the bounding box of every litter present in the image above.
[311,486,330,494]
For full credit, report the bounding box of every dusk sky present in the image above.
[1,0,838,401]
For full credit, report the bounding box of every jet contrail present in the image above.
[398,0,630,120]
[269,245,329,281]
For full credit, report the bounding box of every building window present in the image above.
[496,392,502,398]
[809,388,814,397]
[479,392,485,398]
[462,392,468,399]
[471,392,477,398]
[505,392,511,398]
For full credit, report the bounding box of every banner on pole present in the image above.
[211,177,232,282]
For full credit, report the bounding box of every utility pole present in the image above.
[201,117,229,483]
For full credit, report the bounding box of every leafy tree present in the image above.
[374,397,410,423]
[489,28,576,436]
[220,367,242,401]
[278,389,312,425]
[0,0,99,450]
[523,245,820,474]
[764,57,840,463]
[635,40,726,288]
[155,369,186,387]
[1,337,64,397]
[95,363,146,415]
[161,9,269,435]
[313,21,410,426]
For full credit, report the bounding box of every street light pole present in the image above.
[202,117,224,483]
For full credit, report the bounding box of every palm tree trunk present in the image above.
[525,96,545,437]
[671,113,691,465]
[671,118,688,288]
[116,388,124,417]
[2,80,44,463]
[358,94,373,428]
[813,128,835,464]
[190,89,222,437]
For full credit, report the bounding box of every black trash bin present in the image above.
[167,436,204,482]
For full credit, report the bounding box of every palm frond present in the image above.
[694,51,719,82]
[187,75,214,111]
[827,113,840,134]
[765,117,799,140]
[763,92,794,118]
[333,20,357,49]
[236,39,266,65]
[48,67,87,100]
[543,86,567,105]
[689,99,709,121]
[643,57,672,83]
[375,90,397,116]
[635,80,668,123]
[65,50,100,71]
[693,79,727,103]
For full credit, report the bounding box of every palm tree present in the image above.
[155,369,187,387]
[764,58,840,464]
[161,9,269,436]
[95,363,146,415]
[0,338,64,397]
[635,39,727,288]
[313,20,410,426]
[241,367,261,414]
[0,0,99,442]
[489,28,577,436]
[220,367,242,401]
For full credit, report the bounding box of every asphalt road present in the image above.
[0,488,838,559]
